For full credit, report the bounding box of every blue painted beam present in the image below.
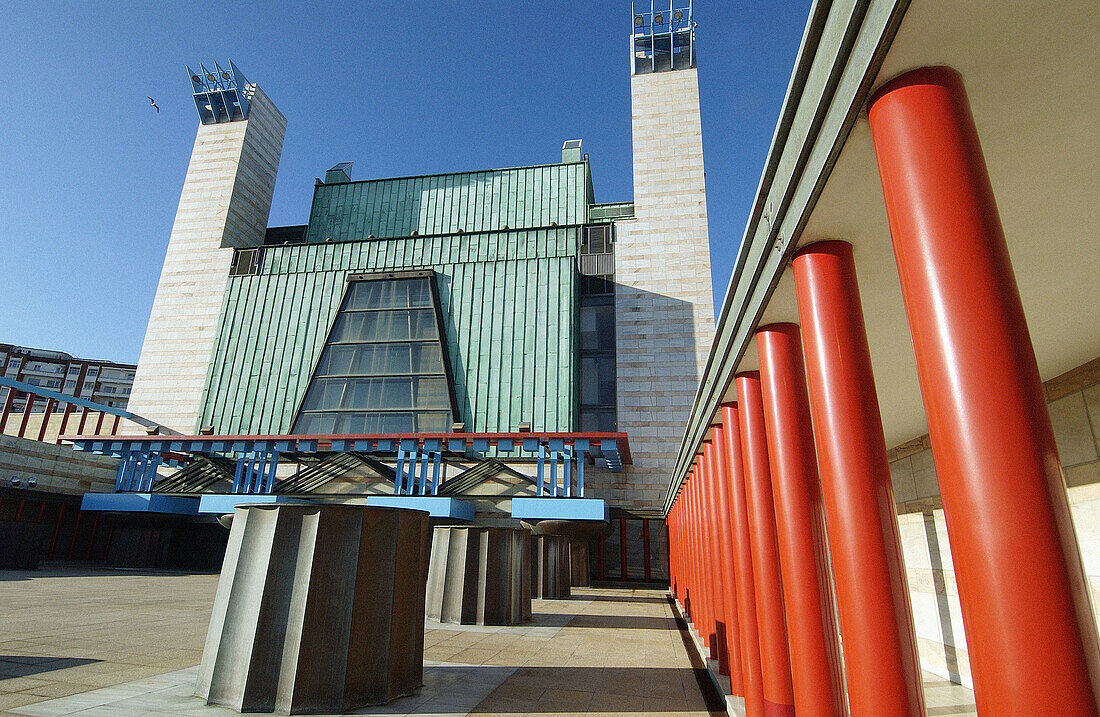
[197,494,309,514]
[365,496,475,521]
[511,497,608,522]
[81,492,199,515]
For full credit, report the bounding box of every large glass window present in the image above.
[292,274,455,434]
[579,290,617,432]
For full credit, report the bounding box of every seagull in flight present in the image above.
[147,96,159,113]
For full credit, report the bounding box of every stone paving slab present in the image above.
[0,568,978,716]
[1,568,723,716]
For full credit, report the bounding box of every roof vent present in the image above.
[562,139,583,163]
[325,162,353,184]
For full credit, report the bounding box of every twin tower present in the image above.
[127,11,713,519]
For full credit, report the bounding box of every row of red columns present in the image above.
[665,66,1099,716]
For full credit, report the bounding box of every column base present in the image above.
[195,504,432,713]
[425,526,532,626]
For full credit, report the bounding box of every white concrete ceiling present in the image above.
[719,0,1100,449]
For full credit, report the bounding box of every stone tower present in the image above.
[613,5,715,512]
[127,61,286,433]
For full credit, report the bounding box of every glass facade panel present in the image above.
[579,289,617,432]
[580,304,615,351]
[293,274,455,434]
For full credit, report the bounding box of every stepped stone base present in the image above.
[196,504,432,714]
[425,526,531,625]
[532,535,571,599]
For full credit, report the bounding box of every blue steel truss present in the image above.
[69,432,631,498]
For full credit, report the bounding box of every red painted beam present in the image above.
[37,398,56,442]
[18,395,35,438]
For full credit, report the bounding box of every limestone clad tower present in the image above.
[127,62,285,433]
[613,6,715,511]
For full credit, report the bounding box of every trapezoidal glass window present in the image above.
[292,271,457,435]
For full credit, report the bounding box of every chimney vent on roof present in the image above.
[325,162,353,184]
[562,139,583,163]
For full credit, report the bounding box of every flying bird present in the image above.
[147,96,159,113]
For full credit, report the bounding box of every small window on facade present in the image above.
[292,273,457,435]
[229,247,261,276]
[582,225,612,254]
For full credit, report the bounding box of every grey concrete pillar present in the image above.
[425,526,531,625]
[569,541,591,587]
[195,504,431,714]
[531,534,571,599]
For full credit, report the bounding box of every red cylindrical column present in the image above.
[735,373,795,716]
[692,465,714,650]
[709,424,745,695]
[691,470,708,642]
[670,498,682,602]
[793,240,924,715]
[722,403,767,717]
[702,441,730,674]
[756,324,847,715]
[869,66,1100,713]
[686,471,701,631]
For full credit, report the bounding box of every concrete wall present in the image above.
[606,66,715,514]
[0,434,119,495]
[127,89,285,434]
[890,356,1100,687]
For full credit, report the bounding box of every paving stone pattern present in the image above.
[0,568,976,716]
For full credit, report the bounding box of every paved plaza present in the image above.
[0,568,976,716]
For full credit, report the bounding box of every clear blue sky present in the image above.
[0,1,811,364]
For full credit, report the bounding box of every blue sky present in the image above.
[0,1,811,364]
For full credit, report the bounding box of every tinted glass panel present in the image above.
[346,277,432,310]
[293,275,454,434]
[580,305,615,351]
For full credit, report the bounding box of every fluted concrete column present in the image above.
[196,504,431,713]
[569,541,591,587]
[531,535,571,599]
[425,526,531,626]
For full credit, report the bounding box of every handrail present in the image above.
[0,376,165,444]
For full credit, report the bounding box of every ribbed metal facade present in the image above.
[199,228,581,435]
[304,163,590,243]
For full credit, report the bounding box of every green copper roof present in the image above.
[304,161,590,243]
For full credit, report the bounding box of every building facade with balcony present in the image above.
[0,344,136,413]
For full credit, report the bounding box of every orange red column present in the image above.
[735,372,795,716]
[703,437,736,679]
[689,469,708,643]
[793,240,924,715]
[756,324,847,716]
[720,403,766,717]
[870,65,1100,713]
[696,449,718,662]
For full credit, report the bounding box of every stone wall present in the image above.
[610,66,715,514]
[0,434,118,495]
[890,356,1100,687]
[126,89,285,434]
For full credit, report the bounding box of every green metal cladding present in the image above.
[304,162,590,242]
[198,161,590,436]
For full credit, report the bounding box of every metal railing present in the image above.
[0,376,162,444]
